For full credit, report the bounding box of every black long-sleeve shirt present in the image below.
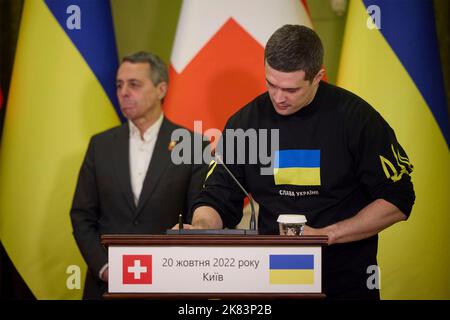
[193,81,415,299]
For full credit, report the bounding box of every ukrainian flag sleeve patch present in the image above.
[274,150,321,186]
[269,255,315,285]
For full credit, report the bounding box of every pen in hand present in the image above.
[178,214,183,229]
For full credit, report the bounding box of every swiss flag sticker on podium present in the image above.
[122,255,152,284]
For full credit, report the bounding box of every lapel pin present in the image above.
[168,140,177,151]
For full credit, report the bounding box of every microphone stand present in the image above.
[167,155,258,235]
[215,155,257,232]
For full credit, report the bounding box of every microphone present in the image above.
[214,155,257,232]
[166,154,258,235]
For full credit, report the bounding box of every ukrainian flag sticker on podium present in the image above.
[269,254,315,285]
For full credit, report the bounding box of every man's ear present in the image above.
[157,81,168,100]
[313,69,325,85]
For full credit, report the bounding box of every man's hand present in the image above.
[171,223,195,230]
[171,206,224,230]
[302,225,335,244]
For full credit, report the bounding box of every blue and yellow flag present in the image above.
[337,0,450,299]
[274,150,321,186]
[0,0,120,299]
[269,254,314,285]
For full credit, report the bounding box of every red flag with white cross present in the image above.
[122,255,152,284]
[164,0,313,134]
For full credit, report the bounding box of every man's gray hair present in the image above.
[121,51,169,86]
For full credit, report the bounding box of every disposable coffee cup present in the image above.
[277,214,307,236]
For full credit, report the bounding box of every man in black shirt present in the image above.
[178,25,415,299]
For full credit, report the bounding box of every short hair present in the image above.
[121,51,169,86]
[264,25,324,81]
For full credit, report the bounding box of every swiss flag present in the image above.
[164,0,313,134]
[122,255,152,285]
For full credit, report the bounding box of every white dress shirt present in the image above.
[128,114,164,206]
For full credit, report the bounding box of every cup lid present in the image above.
[277,214,307,224]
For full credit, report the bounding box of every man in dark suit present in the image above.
[70,51,208,299]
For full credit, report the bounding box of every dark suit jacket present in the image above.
[70,117,208,299]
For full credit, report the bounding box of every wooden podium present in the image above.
[101,234,328,299]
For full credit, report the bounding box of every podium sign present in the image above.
[102,235,328,299]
